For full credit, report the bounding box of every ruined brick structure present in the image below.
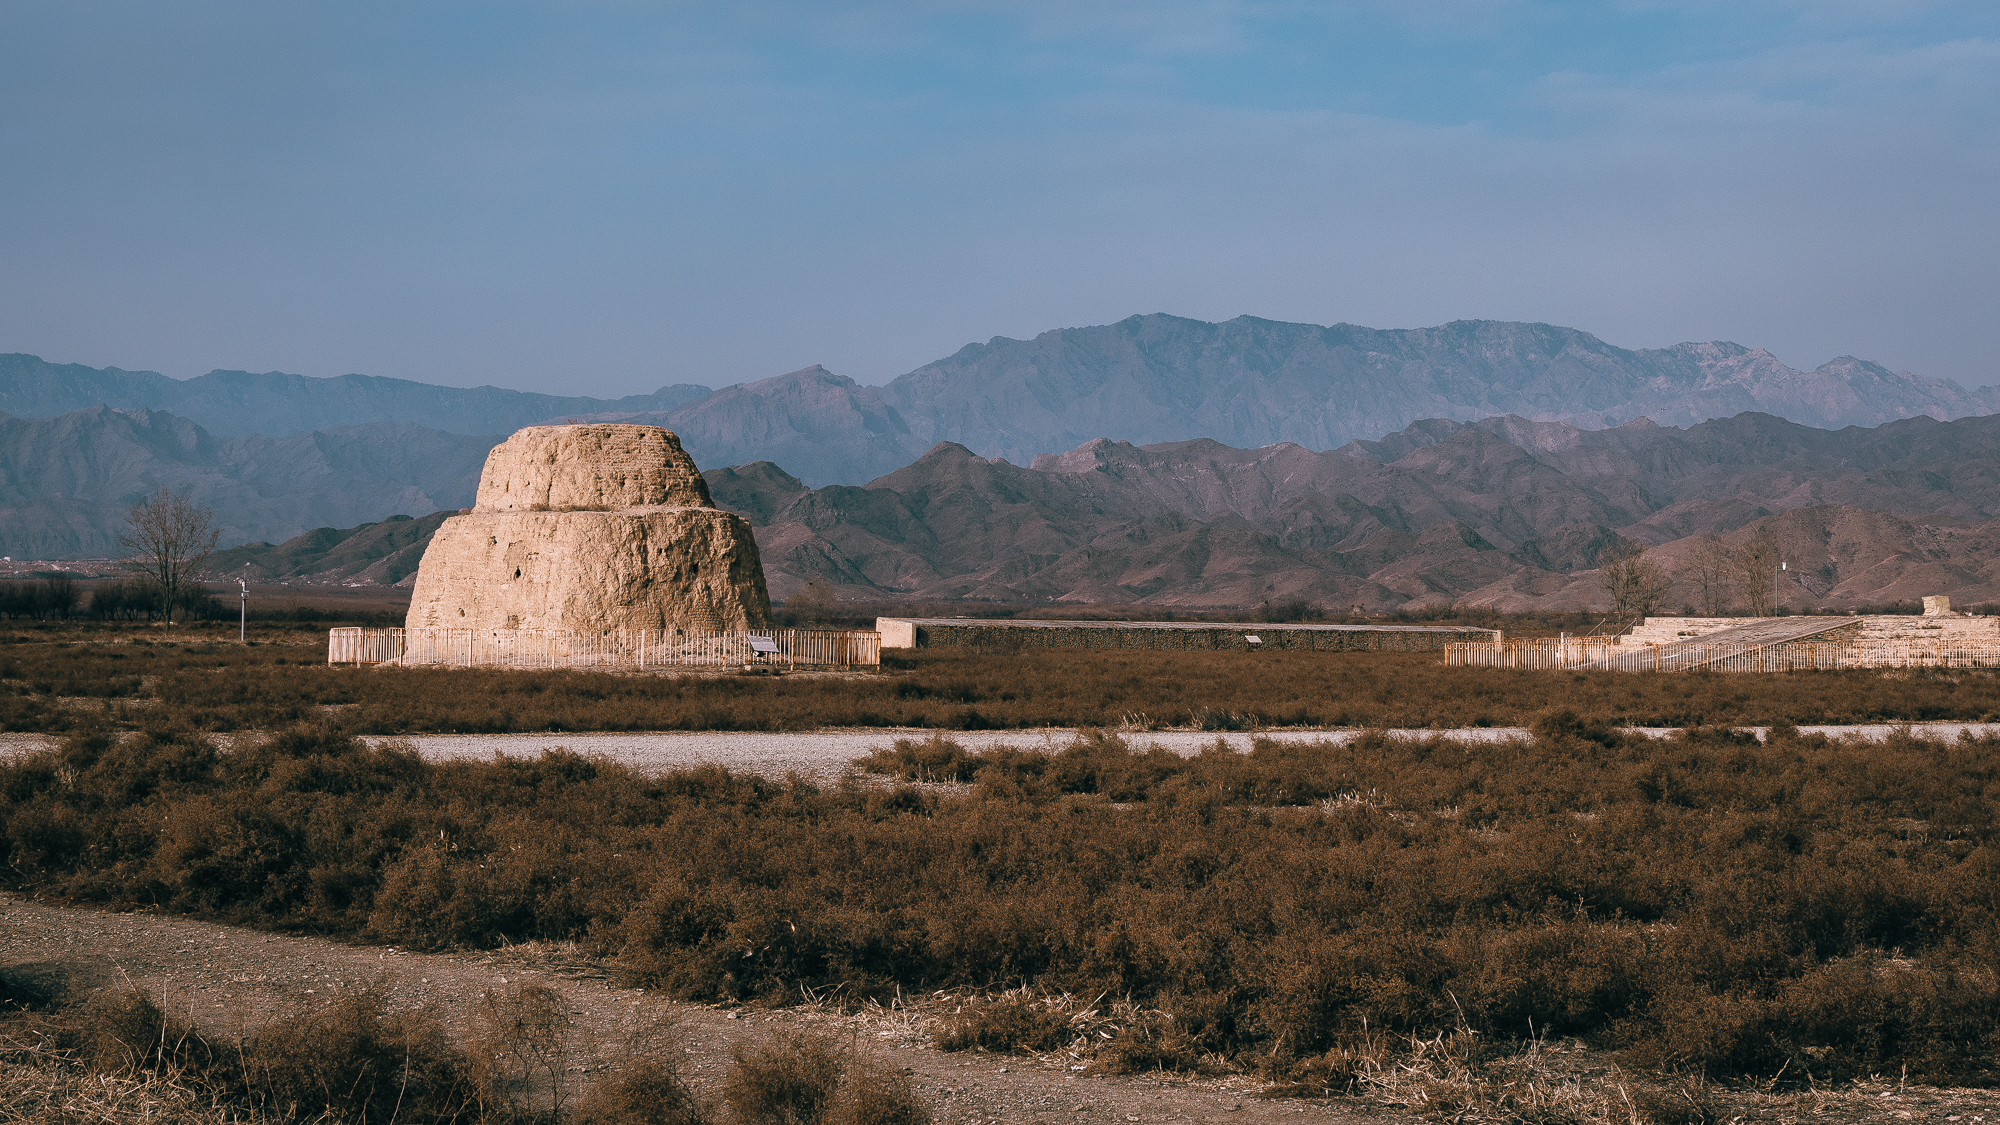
[405,424,771,632]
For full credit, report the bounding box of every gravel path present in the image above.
[9,723,2000,786]
[379,723,2000,785]
[371,728,1535,785]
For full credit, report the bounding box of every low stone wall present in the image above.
[1858,615,2000,644]
[877,618,1498,654]
[1626,617,1748,644]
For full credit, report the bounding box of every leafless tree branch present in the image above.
[1599,538,1672,627]
[118,487,219,624]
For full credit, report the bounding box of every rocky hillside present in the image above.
[706,411,2000,611]
[207,512,454,587]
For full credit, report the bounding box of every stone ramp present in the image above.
[1624,616,1860,646]
[1464,613,2000,673]
[1628,614,2000,648]
[1652,616,1861,648]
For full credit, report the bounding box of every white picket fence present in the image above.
[1447,638,2000,673]
[329,626,880,669]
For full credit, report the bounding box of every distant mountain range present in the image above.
[866,316,2000,471]
[0,352,709,439]
[8,314,1996,486]
[11,312,2000,611]
[0,407,493,558]
[205,410,2000,612]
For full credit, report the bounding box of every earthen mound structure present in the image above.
[406,425,771,632]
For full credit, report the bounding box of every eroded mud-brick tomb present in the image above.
[405,424,771,633]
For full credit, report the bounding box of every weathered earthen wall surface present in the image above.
[473,425,713,513]
[407,424,770,632]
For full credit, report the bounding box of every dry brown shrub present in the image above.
[725,1030,930,1125]
[827,1058,930,1125]
[240,987,484,1124]
[571,1058,712,1125]
[854,736,977,783]
[63,989,202,1075]
[468,983,579,1117]
[0,983,501,1124]
[726,1030,846,1125]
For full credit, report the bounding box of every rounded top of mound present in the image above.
[473,424,716,513]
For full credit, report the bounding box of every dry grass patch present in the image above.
[12,621,2000,734]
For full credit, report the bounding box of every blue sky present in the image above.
[2,1,1996,396]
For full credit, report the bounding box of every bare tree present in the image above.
[1681,534,1734,616]
[119,487,219,624]
[1731,528,1781,617]
[1599,539,1673,625]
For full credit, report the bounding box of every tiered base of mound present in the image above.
[405,508,768,633]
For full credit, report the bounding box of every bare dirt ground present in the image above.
[7,894,1999,1124]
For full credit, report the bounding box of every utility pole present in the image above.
[239,576,247,643]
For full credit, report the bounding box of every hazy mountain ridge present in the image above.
[0,353,710,438]
[12,314,1991,485]
[597,365,922,489]
[0,406,496,557]
[869,315,2000,470]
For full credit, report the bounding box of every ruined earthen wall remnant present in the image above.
[406,425,771,632]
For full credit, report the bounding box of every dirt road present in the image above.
[9,894,1994,1124]
[1,893,1384,1124]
